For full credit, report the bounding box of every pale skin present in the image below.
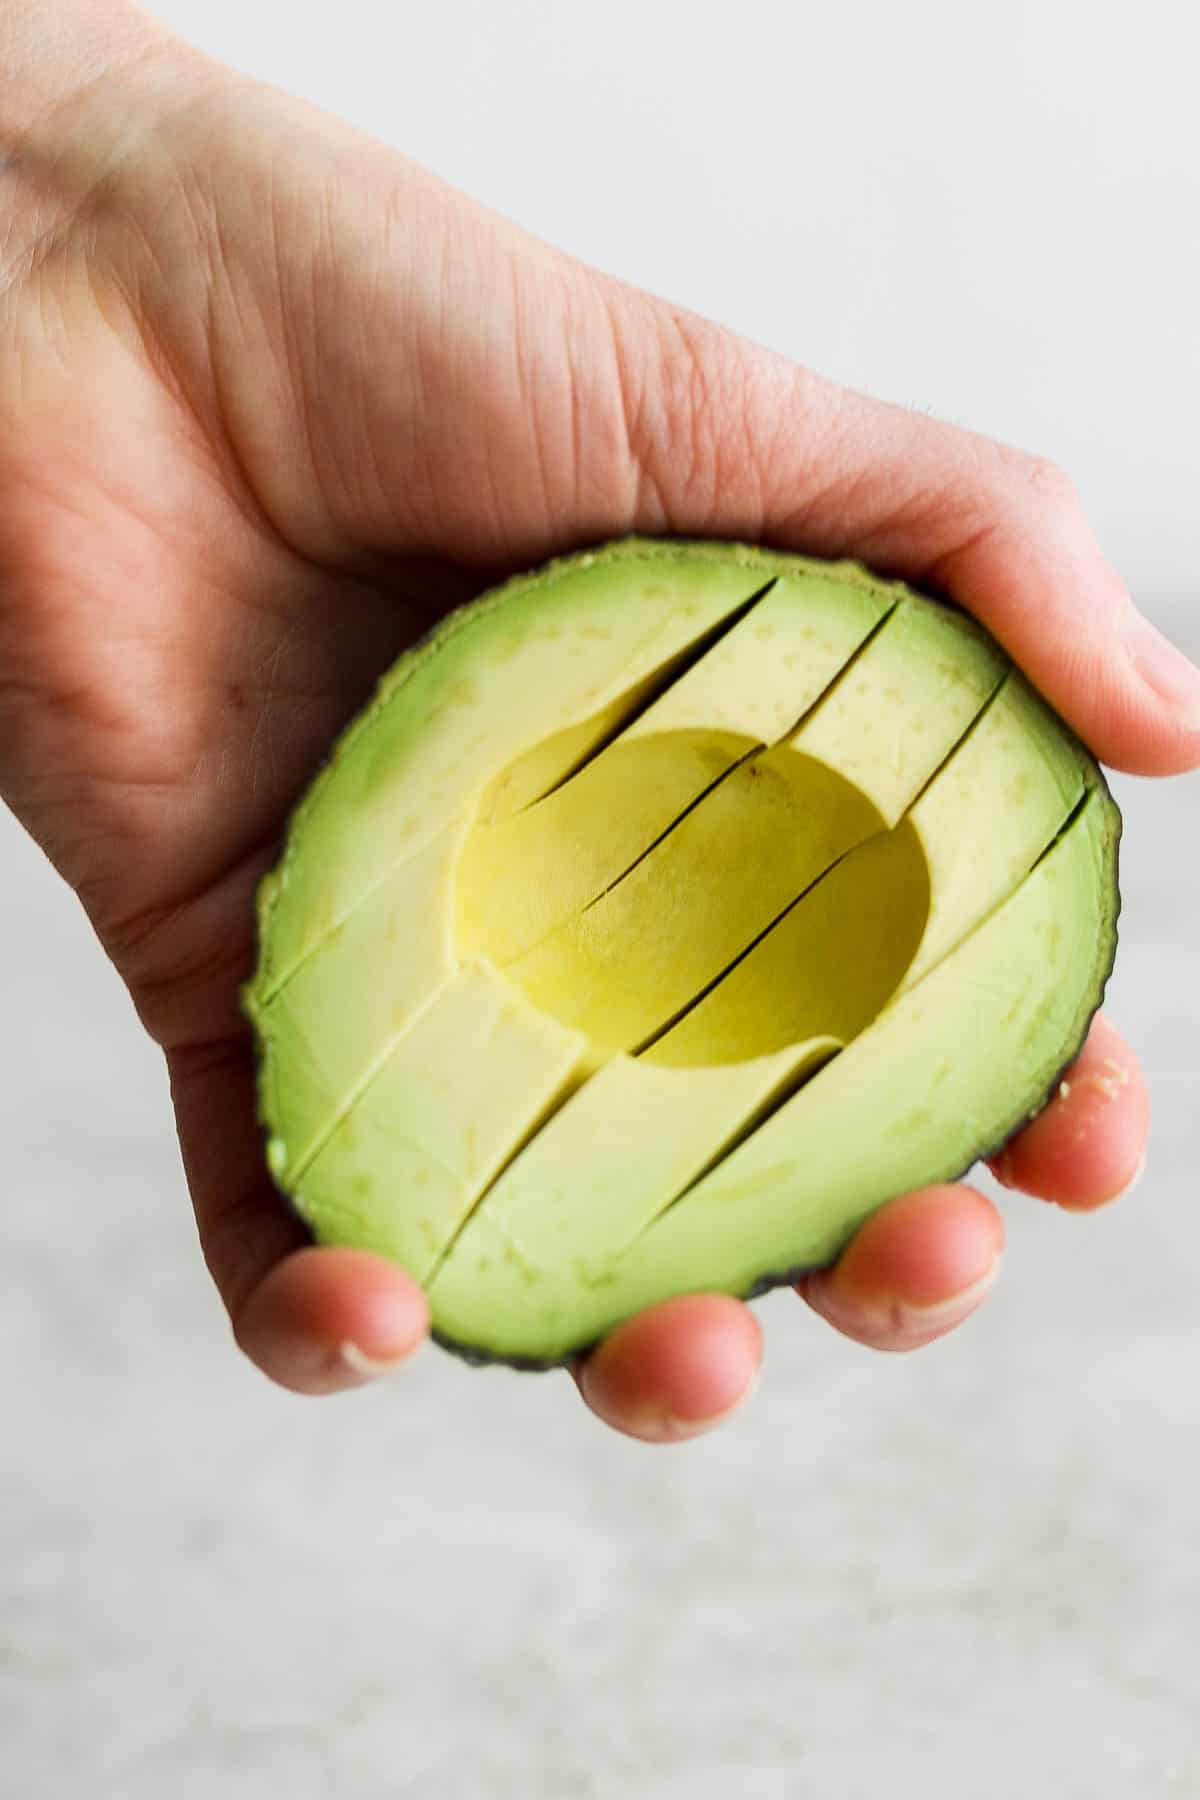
[3,3,1196,1443]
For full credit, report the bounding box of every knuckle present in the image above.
[1014,451,1084,519]
[632,301,771,529]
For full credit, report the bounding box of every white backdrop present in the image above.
[4,4,1198,1796]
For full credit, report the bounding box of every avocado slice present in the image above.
[287,965,587,1282]
[246,539,1120,1368]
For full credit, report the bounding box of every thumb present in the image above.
[603,285,1199,777]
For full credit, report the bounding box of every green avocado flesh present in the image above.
[245,539,1120,1367]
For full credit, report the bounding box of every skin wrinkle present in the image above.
[215,1193,310,1330]
[591,281,648,528]
[342,180,417,541]
[777,387,975,571]
[195,186,303,553]
[565,282,588,522]
[0,55,134,286]
[275,166,329,535]
[508,249,551,530]
[6,54,227,309]
[16,406,412,911]
[604,291,671,533]
[655,307,768,535]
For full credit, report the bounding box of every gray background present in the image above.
[4,2,1198,1795]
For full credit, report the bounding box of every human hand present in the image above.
[2,2,1194,1439]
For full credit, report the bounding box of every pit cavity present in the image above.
[454,729,930,1067]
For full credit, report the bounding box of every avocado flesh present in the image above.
[246,540,1120,1369]
[454,571,894,967]
[250,547,897,1181]
[277,590,1000,1224]
[429,790,1116,1362]
[255,543,865,996]
[287,966,586,1281]
[496,745,885,1056]
[248,546,779,1172]
[424,666,1093,1350]
[252,554,904,1187]
[249,823,463,1182]
[646,817,933,1066]
[649,671,1088,1067]
[483,599,1005,1055]
[422,1035,843,1291]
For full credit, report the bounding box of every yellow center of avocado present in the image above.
[454,727,931,1066]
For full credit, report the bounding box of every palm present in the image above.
[1,293,413,1041]
[0,74,645,1348]
[1,77,612,1038]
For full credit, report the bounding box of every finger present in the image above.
[575,1293,762,1443]
[989,1011,1149,1210]
[167,1038,428,1395]
[799,1183,1004,1352]
[615,292,1200,776]
[233,1245,429,1396]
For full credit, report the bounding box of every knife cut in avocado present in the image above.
[245,539,1120,1367]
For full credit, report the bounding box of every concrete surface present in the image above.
[3,3,1198,1795]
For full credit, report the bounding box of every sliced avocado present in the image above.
[787,593,1006,825]
[430,791,1117,1361]
[246,539,1120,1369]
[496,745,885,1054]
[251,542,795,1169]
[423,1034,842,1292]
[256,541,869,994]
[251,543,892,1178]
[454,571,894,965]
[645,817,932,1066]
[248,822,463,1182]
[642,670,1089,1066]
[488,599,1006,1054]
[290,965,586,1282]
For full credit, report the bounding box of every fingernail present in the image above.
[641,1411,720,1444]
[888,1253,1002,1334]
[338,1338,415,1379]
[623,1398,746,1444]
[1121,609,1200,727]
[577,1365,757,1444]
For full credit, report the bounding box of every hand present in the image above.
[2,4,1193,1441]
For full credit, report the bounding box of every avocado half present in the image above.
[245,539,1120,1367]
